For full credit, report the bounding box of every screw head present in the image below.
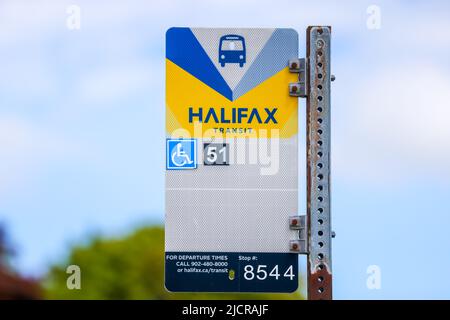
[291,85,298,93]
[291,219,298,226]
[291,62,298,69]
[292,243,298,250]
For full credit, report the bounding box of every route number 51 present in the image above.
[204,143,229,166]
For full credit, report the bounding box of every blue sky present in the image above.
[1,0,450,299]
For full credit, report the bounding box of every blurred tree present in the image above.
[0,224,41,300]
[45,226,304,299]
[0,225,8,267]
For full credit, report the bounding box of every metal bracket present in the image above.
[289,58,305,73]
[289,58,307,97]
[306,26,333,300]
[289,215,307,254]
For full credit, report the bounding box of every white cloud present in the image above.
[77,62,163,105]
[333,64,450,183]
[0,1,65,45]
[0,117,84,198]
[0,53,56,98]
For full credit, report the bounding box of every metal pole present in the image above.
[306,26,333,300]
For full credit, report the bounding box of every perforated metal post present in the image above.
[306,26,333,300]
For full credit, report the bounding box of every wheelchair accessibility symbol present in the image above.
[166,139,197,170]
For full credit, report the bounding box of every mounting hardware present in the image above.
[289,58,305,73]
[289,215,305,230]
[289,58,307,97]
[289,82,306,97]
[289,215,307,254]
[289,240,307,253]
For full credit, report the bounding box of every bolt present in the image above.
[291,85,298,93]
[292,243,298,250]
[291,219,298,226]
[331,231,336,238]
[317,39,324,48]
[291,62,298,69]
[331,75,336,82]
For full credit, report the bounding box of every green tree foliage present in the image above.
[45,226,303,299]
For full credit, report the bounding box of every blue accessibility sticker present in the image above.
[166,139,197,170]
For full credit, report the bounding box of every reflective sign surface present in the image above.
[165,28,299,292]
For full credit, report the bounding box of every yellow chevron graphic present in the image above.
[166,59,298,138]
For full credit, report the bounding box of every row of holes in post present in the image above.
[315,30,326,295]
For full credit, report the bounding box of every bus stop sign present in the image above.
[165,27,300,292]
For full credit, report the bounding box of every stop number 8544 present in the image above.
[243,265,295,281]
